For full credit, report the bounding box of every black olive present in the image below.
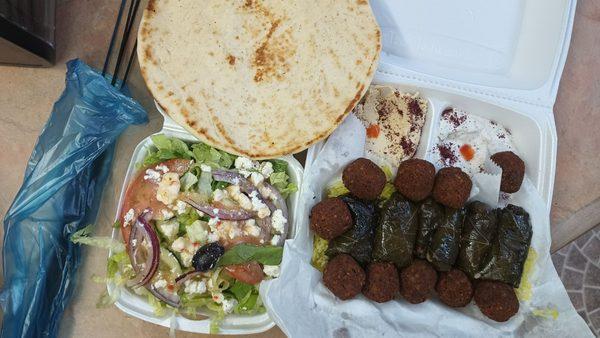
[192,242,225,272]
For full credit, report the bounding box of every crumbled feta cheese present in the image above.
[227,185,253,210]
[131,239,138,247]
[174,200,188,214]
[212,208,219,215]
[187,220,208,243]
[153,278,168,289]
[213,189,227,202]
[160,208,175,220]
[200,164,212,172]
[143,168,161,182]
[258,185,276,201]
[271,209,287,234]
[263,265,280,278]
[123,208,135,226]
[243,219,261,237]
[184,280,207,294]
[212,292,224,303]
[235,157,255,170]
[180,251,194,268]
[156,172,181,205]
[259,162,274,178]
[250,191,270,218]
[171,237,188,252]
[158,220,179,240]
[222,298,238,313]
[155,164,169,173]
[250,172,264,185]
[270,235,281,246]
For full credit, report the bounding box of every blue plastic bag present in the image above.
[1,59,148,338]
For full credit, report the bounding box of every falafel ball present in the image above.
[394,159,436,202]
[474,281,519,322]
[363,262,400,303]
[323,254,366,300]
[342,158,386,200]
[432,167,472,209]
[436,269,473,307]
[310,198,353,240]
[491,151,525,193]
[399,259,438,304]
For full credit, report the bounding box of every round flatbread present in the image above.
[138,0,381,159]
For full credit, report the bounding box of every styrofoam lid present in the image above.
[371,0,576,108]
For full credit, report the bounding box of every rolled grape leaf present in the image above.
[372,192,419,269]
[426,207,466,271]
[456,201,499,278]
[326,195,377,265]
[475,204,532,287]
[415,198,444,260]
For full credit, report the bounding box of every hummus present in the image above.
[354,85,428,165]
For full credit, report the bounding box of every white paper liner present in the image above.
[260,115,592,338]
[471,156,503,207]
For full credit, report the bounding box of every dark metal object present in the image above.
[0,0,56,67]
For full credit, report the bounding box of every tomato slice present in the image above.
[220,235,264,249]
[224,261,264,285]
[120,158,191,243]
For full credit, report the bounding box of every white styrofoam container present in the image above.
[111,0,576,334]
[308,0,577,209]
[107,108,303,334]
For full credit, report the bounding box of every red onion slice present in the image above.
[183,196,254,220]
[128,211,160,287]
[175,271,204,286]
[212,170,258,195]
[148,285,180,308]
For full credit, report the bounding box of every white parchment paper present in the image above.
[260,115,592,338]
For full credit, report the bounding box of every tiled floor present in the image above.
[552,225,600,336]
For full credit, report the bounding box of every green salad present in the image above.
[72,135,296,332]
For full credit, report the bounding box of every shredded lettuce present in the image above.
[326,180,350,198]
[143,134,194,166]
[191,143,235,169]
[269,172,297,198]
[71,224,125,252]
[269,159,288,173]
[380,183,396,200]
[311,235,330,272]
[198,170,213,198]
[180,172,199,191]
[112,220,122,229]
[177,208,204,236]
[382,165,393,180]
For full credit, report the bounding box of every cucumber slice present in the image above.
[160,247,182,275]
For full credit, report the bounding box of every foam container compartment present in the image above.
[307,0,577,208]
[107,106,303,334]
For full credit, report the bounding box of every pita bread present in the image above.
[138,0,380,159]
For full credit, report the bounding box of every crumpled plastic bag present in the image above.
[0,59,147,338]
